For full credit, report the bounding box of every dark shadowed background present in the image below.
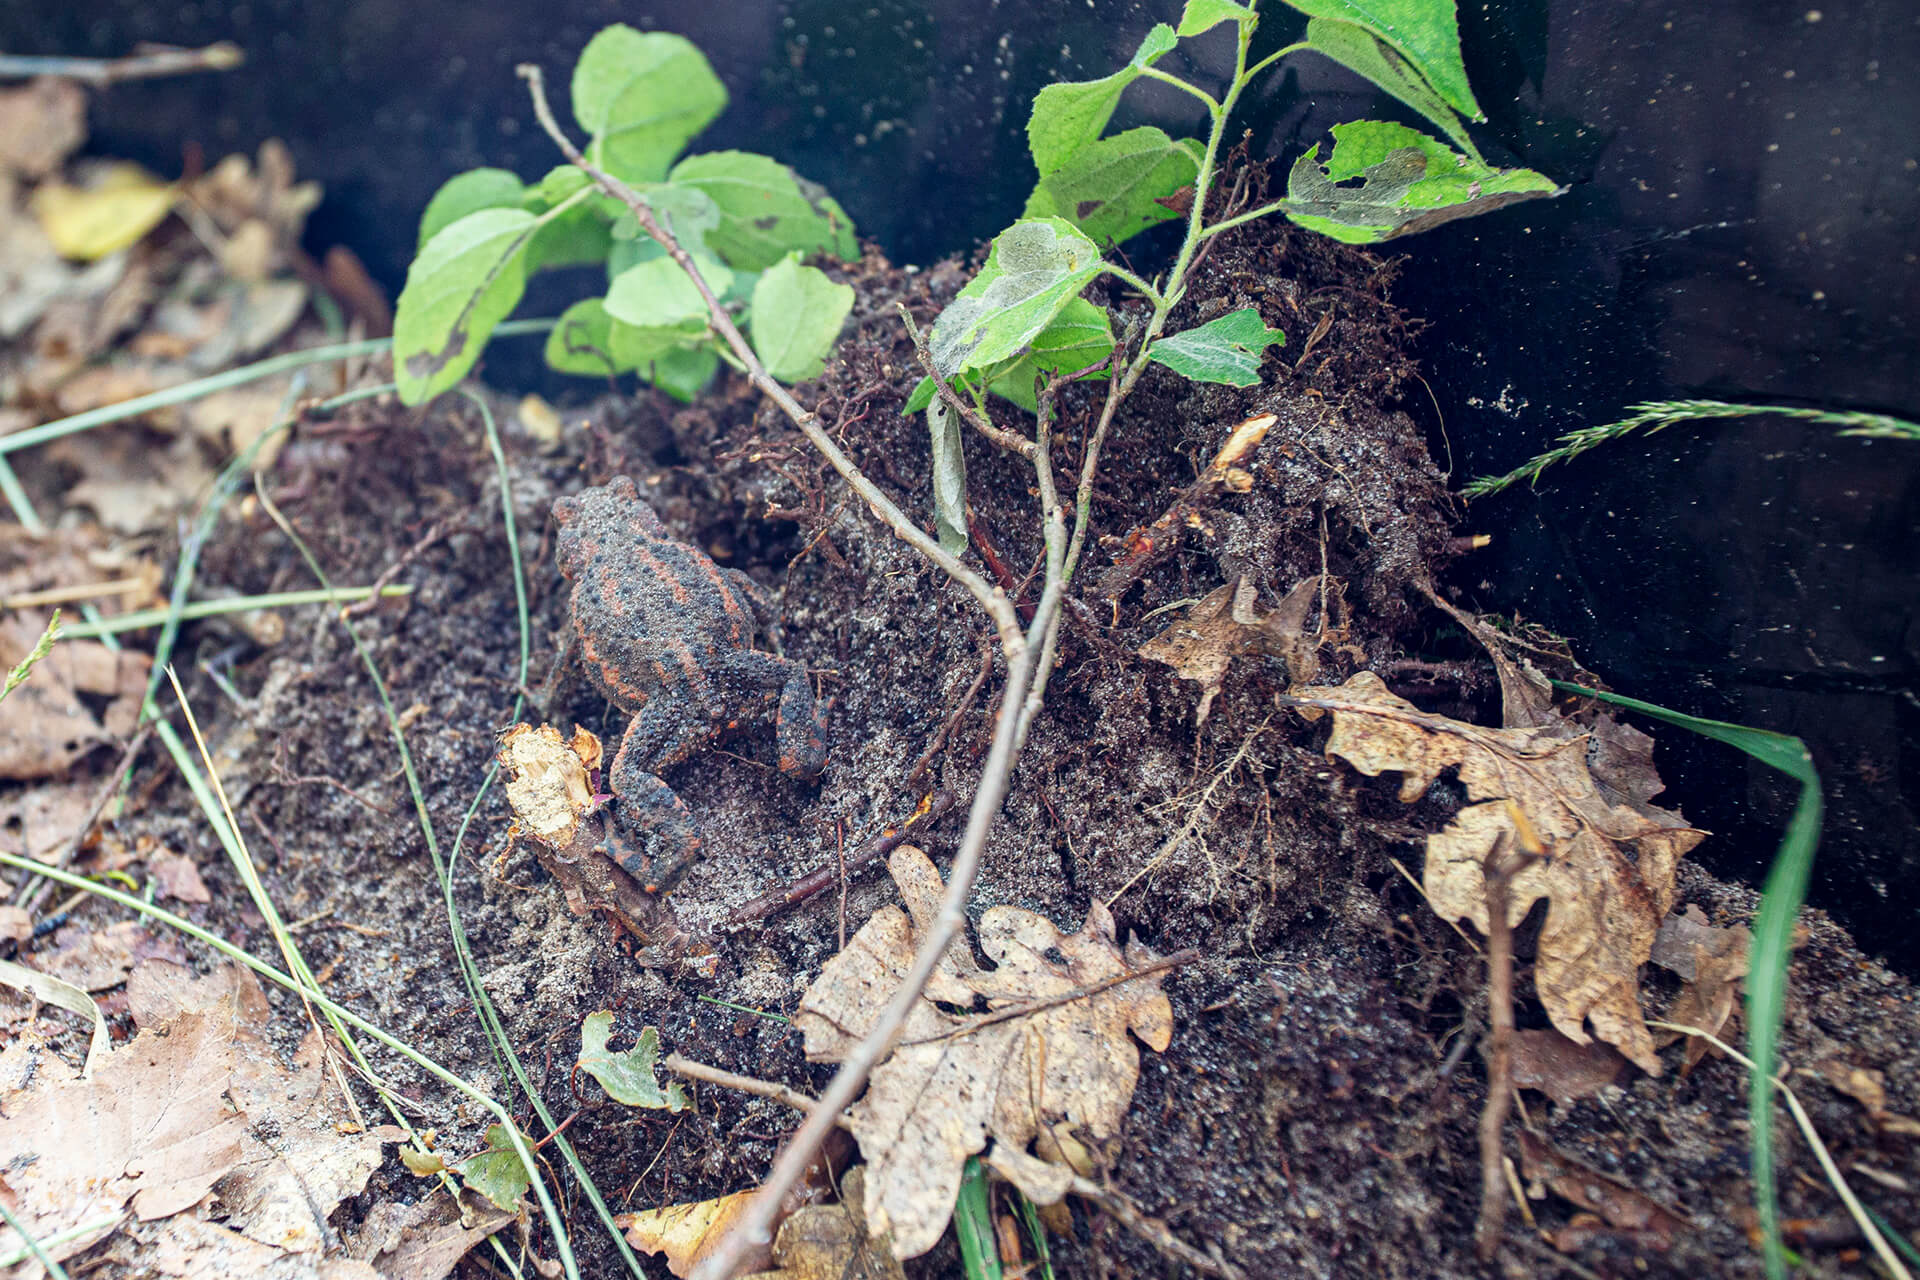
[5,0,1914,970]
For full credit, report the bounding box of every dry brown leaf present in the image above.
[1518,1129,1688,1251]
[1139,575,1337,725]
[149,851,213,904]
[1311,671,1704,1073]
[742,1169,905,1280]
[1510,1028,1627,1105]
[344,1190,516,1280]
[795,846,1173,1259]
[2,777,97,861]
[128,961,401,1253]
[0,612,143,779]
[0,78,87,177]
[52,429,217,534]
[1649,905,1750,1070]
[0,1005,248,1265]
[0,905,29,943]
[31,920,180,992]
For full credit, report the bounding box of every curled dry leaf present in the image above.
[1518,1129,1688,1252]
[1648,904,1750,1070]
[1308,671,1705,1073]
[1139,574,1342,725]
[795,846,1174,1259]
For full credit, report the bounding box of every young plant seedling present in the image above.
[393,24,858,405]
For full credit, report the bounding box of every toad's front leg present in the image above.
[603,701,712,893]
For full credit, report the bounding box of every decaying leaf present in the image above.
[1308,671,1705,1073]
[795,846,1174,1258]
[0,1005,249,1265]
[344,1189,515,1280]
[0,611,151,778]
[1139,575,1342,725]
[1648,904,1750,1070]
[743,1168,905,1280]
[1510,1028,1626,1105]
[1518,1129,1688,1251]
[622,1186,764,1278]
[126,961,402,1254]
[31,161,179,260]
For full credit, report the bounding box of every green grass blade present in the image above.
[954,1157,1003,1280]
[1553,679,1821,1280]
[2,609,61,702]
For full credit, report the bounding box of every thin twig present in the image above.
[517,63,1023,662]
[897,304,1037,459]
[662,1054,850,1129]
[1475,816,1538,1262]
[0,41,243,86]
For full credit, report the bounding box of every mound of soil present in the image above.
[145,177,1920,1278]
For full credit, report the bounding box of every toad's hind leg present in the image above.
[727,650,826,780]
[605,708,712,893]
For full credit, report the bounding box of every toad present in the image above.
[554,476,826,892]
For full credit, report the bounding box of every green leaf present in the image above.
[524,164,591,211]
[927,395,968,557]
[1026,23,1179,177]
[1303,17,1475,155]
[417,168,526,249]
[987,296,1115,411]
[667,151,858,269]
[393,207,539,404]
[1021,127,1202,247]
[578,1013,690,1110]
[1271,0,1482,119]
[1147,307,1284,386]
[749,254,854,383]
[603,252,733,334]
[928,218,1105,379]
[1282,121,1559,243]
[525,199,614,274]
[572,25,727,182]
[636,343,720,401]
[463,1124,532,1210]
[544,298,630,376]
[1178,0,1255,36]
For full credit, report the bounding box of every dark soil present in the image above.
[51,177,1920,1277]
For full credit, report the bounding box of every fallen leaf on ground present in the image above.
[1518,1129,1687,1251]
[1648,904,1749,1070]
[795,845,1174,1258]
[145,1212,383,1279]
[577,1014,688,1110]
[0,1004,248,1265]
[0,77,87,177]
[1308,671,1704,1073]
[149,850,213,904]
[743,1168,905,1280]
[0,955,111,1075]
[1139,575,1340,725]
[0,611,149,778]
[31,161,178,260]
[623,1186,764,1278]
[53,428,218,534]
[2,777,98,861]
[32,920,180,992]
[1510,1028,1627,1105]
[345,1189,516,1280]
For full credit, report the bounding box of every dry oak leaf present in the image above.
[1308,671,1704,1074]
[795,845,1173,1259]
[0,1005,248,1267]
[1138,575,1338,725]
